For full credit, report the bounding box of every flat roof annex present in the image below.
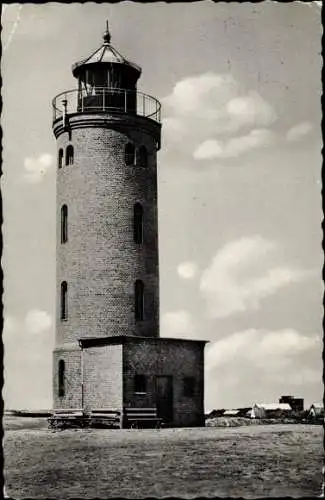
[78,335,209,349]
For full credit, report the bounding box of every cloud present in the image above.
[4,310,54,409]
[163,73,277,154]
[204,328,322,408]
[25,309,53,334]
[164,73,238,117]
[3,315,20,335]
[206,328,320,371]
[23,153,54,183]
[177,261,198,279]
[194,129,276,160]
[161,310,194,337]
[200,236,313,318]
[286,121,313,142]
[3,310,53,340]
[226,92,276,130]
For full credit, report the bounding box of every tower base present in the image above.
[53,336,207,428]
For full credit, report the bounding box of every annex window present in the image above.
[134,374,147,393]
[134,280,144,321]
[125,142,135,166]
[65,145,74,166]
[183,377,195,397]
[58,360,65,397]
[60,281,68,320]
[61,205,68,243]
[137,145,148,168]
[133,203,143,244]
[58,148,64,169]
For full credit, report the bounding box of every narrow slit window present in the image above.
[125,142,135,166]
[58,148,64,169]
[60,281,68,320]
[58,360,65,397]
[134,374,146,393]
[135,280,144,321]
[133,203,143,244]
[137,145,148,168]
[61,205,68,243]
[66,145,74,166]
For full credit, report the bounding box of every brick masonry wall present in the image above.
[82,344,123,411]
[123,339,205,427]
[55,116,160,346]
[53,345,82,409]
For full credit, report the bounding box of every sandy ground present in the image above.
[4,418,323,498]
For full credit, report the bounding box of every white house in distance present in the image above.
[223,409,240,417]
[248,403,292,419]
[308,403,324,418]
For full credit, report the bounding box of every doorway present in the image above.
[155,376,173,424]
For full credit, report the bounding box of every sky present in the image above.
[1,1,323,411]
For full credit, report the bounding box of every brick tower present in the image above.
[52,25,207,427]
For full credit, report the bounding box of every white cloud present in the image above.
[193,139,224,160]
[4,311,54,410]
[177,261,198,279]
[200,236,313,318]
[23,153,54,183]
[286,121,313,142]
[163,73,277,154]
[206,328,320,372]
[3,315,20,336]
[226,92,276,129]
[25,309,52,334]
[161,310,194,337]
[4,310,53,337]
[164,73,238,118]
[205,327,322,409]
[194,129,275,160]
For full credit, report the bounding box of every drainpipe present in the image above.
[62,98,68,129]
[79,341,84,412]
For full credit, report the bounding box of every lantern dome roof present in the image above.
[72,24,141,77]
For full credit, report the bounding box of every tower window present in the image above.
[60,281,68,320]
[137,145,148,168]
[183,377,195,397]
[125,142,135,166]
[66,145,74,166]
[58,148,64,169]
[134,374,147,393]
[133,203,143,244]
[135,280,144,321]
[61,205,68,243]
[58,359,65,397]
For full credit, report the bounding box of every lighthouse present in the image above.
[52,25,207,427]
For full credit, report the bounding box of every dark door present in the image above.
[156,376,173,424]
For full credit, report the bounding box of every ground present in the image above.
[4,417,323,498]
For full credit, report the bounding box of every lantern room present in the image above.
[71,24,142,114]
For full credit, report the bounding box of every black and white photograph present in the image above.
[2,2,323,498]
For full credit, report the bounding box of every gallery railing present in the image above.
[52,87,161,123]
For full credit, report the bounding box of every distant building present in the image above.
[223,409,240,417]
[308,403,324,419]
[248,403,292,419]
[279,395,304,412]
[206,409,225,418]
[237,407,251,417]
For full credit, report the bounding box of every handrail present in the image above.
[52,87,161,123]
